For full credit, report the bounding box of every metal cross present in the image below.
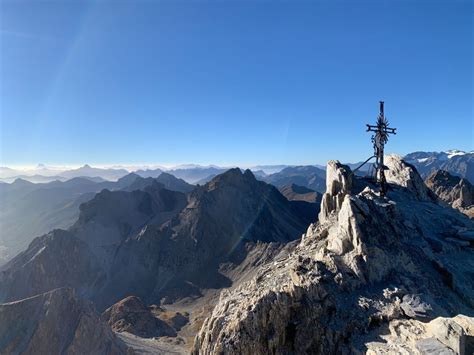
[366,101,396,195]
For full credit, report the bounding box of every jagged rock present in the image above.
[318,160,352,224]
[0,229,105,302]
[426,170,474,218]
[0,168,313,309]
[101,296,176,338]
[0,288,132,355]
[193,159,474,354]
[385,154,431,201]
[368,315,474,354]
[428,317,466,355]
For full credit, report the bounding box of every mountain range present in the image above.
[0,151,473,353]
[0,172,194,265]
[1,149,472,266]
[404,149,474,182]
[0,169,317,309]
[2,150,472,186]
[0,155,472,354]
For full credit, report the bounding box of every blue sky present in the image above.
[0,0,472,167]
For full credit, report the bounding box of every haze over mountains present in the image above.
[0,154,472,354]
[0,169,316,307]
[2,150,472,185]
[0,149,472,266]
[0,173,194,264]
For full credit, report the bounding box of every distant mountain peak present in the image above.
[209,168,256,187]
[12,178,33,185]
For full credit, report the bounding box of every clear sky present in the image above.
[0,0,472,167]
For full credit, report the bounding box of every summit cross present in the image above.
[366,101,397,195]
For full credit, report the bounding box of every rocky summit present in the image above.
[1,158,473,354]
[194,156,474,354]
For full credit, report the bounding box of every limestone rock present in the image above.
[428,317,466,355]
[385,154,431,201]
[318,160,352,224]
[101,296,176,338]
[193,159,474,354]
[426,169,474,218]
[0,288,132,355]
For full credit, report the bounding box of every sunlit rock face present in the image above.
[318,160,352,224]
[384,154,432,201]
[193,156,474,354]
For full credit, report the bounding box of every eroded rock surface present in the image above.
[0,169,313,309]
[194,156,474,354]
[101,296,177,338]
[0,288,132,355]
[426,169,474,218]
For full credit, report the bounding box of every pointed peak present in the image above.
[208,168,258,187]
[157,172,176,179]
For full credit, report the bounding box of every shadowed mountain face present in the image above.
[0,168,313,309]
[262,166,326,193]
[279,183,322,204]
[0,173,195,265]
[0,288,131,355]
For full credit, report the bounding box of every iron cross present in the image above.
[366,101,397,195]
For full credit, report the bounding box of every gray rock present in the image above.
[0,288,132,355]
[193,157,474,354]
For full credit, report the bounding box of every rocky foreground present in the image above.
[0,157,473,354]
[0,288,132,354]
[194,156,474,354]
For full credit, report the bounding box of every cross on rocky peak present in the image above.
[366,101,397,195]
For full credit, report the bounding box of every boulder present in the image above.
[101,296,176,338]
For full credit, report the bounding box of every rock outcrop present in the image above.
[193,156,474,354]
[385,154,432,201]
[0,288,132,355]
[426,169,474,218]
[318,160,352,223]
[101,296,177,338]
